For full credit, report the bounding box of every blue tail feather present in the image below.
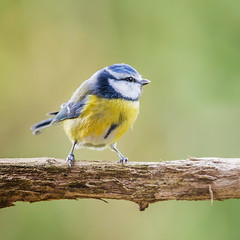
[31,117,54,135]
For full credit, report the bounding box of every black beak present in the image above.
[140,79,151,86]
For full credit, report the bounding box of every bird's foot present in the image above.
[66,153,75,168]
[119,156,128,165]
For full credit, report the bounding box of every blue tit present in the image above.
[31,63,150,167]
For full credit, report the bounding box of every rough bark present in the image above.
[1,157,240,211]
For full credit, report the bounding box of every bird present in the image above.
[31,63,150,167]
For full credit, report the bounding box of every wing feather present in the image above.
[52,79,95,123]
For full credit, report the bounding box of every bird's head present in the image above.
[91,63,150,100]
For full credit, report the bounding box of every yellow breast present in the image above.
[63,95,139,146]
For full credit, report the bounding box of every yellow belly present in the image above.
[63,95,139,147]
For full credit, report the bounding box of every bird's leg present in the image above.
[111,143,128,165]
[66,141,76,168]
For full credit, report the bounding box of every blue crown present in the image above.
[107,64,138,75]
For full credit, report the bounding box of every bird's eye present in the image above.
[125,77,135,82]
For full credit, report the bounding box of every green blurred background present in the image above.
[1,0,240,239]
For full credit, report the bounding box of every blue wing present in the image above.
[52,78,94,123]
[53,98,88,123]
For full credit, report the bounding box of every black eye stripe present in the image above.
[124,77,136,82]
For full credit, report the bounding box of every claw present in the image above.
[119,157,128,165]
[66,153,75,168]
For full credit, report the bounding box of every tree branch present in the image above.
[1,157,240,211]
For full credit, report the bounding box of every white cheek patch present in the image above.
[109,79,141,100]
